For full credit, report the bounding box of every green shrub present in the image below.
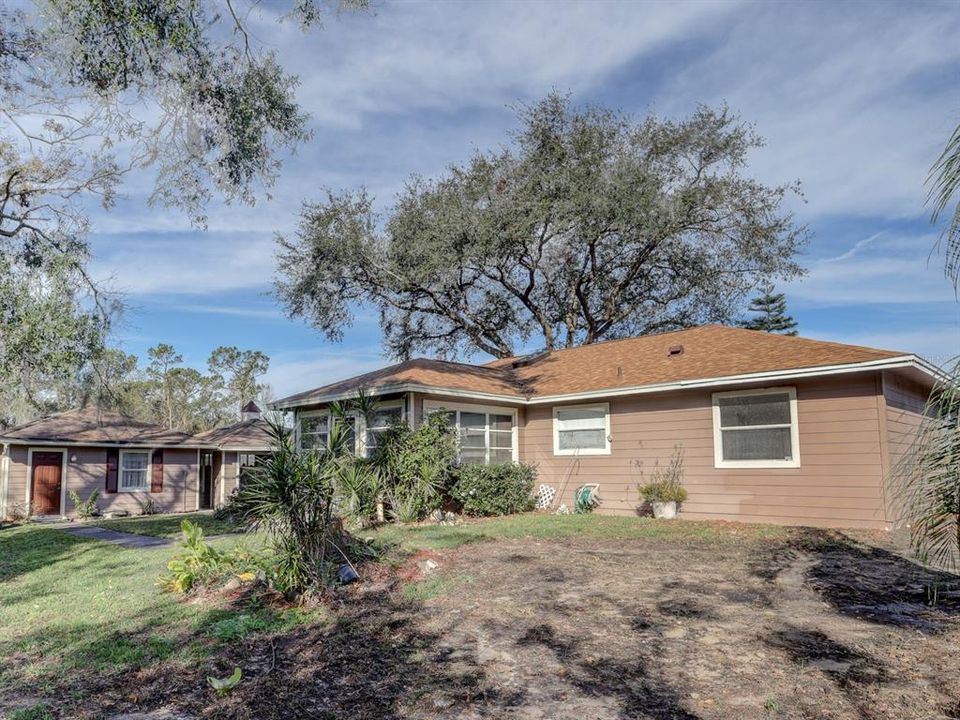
[639,445,687,503]
[160,520,265,593]
[638,480,688,503]
[451,463,537,517]
[371,412,459,523]
[68,488,100,519]
[230,419,376,594]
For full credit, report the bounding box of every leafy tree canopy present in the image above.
[277,93,808,359]
[738,284,798,335]
[0,0,363,413]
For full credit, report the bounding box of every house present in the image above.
[0,402,272,519]
[269,325,941,530]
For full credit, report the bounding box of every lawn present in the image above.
[2,513,959,720]
[89,511,241,538]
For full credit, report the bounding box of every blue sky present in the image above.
[84,0,960,398]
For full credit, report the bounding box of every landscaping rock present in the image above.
[418,559,439,574]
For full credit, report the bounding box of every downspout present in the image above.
[0,443,9,520]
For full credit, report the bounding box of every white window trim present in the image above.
[422,400,519,463]
[361,400,405,456]
[712,386,801,469]
[297,409,331,451]
[118,449,152,493]
[298,401,407,457]
[552,403,612,456]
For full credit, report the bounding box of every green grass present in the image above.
[367,512,788,552]
[89,511,241,538]
[0,523,311,707]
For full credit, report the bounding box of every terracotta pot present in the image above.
[651,501,677,519]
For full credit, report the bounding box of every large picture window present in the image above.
[553,404,611,455]
[298,413,329,450]
[119,450,150,491]
[712,387,800,468]
[365,404,404,453]
[423,401,517,465]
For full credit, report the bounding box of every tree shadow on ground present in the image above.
[125,584,528,720]
[0,524,103,583]
[517,622,700,720]
[753,527,960,633]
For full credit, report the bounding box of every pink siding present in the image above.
[221,451,239,504]
[5,446,29,517]
[520,374,891,530]
[883,372,928,472]
[3,445,200,518]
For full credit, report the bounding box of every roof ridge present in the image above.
[485,324,906,367]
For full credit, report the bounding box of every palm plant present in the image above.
[230,417,368,593]
[929,121,960,289]
[893,361,960,572]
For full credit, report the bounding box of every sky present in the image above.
[81,0,960,398]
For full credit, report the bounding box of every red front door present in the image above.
[31,452,63,515]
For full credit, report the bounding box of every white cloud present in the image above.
[654,1,960,219]
[89,232,275,295]
[265,349,388,398]
[788,232,956,305]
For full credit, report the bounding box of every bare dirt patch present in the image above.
[33,527,960,720]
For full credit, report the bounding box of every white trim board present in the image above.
[118,448,152,493]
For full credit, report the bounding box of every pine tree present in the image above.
[739,285,798,335]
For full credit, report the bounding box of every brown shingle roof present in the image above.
[271,325,913,407]
[195,419,274,451]
[0,407,197,446]
[499,325,906,397]
[272,358,524,407]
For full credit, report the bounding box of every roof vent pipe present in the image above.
[668,345,684,357]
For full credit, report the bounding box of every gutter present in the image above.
[270,355,941,410]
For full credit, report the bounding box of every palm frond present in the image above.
[927,122,960,290]
[892,357,960,572]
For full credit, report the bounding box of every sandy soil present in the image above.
[49,528,960,720]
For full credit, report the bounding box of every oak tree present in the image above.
[277,94,808,359]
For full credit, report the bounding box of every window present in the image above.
[712,387,800,468]
[365,404,404,453]
[423,402,517,465]
[239,453,258,467]
[332,414,357,455]
[119,450,150,491]
[299,413,329,449]
[553,404,610,455]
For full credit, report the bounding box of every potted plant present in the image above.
[639,480,688,519]
[638,446,687,519]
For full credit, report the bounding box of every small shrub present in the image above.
[451,463,537,517]
[7,501,29,522]
[68,488,100,519]
[160,520,265,593]
[371,412,459,523]
[134,494,159,515]
[208,667,242,695]
[639,446,688,504]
